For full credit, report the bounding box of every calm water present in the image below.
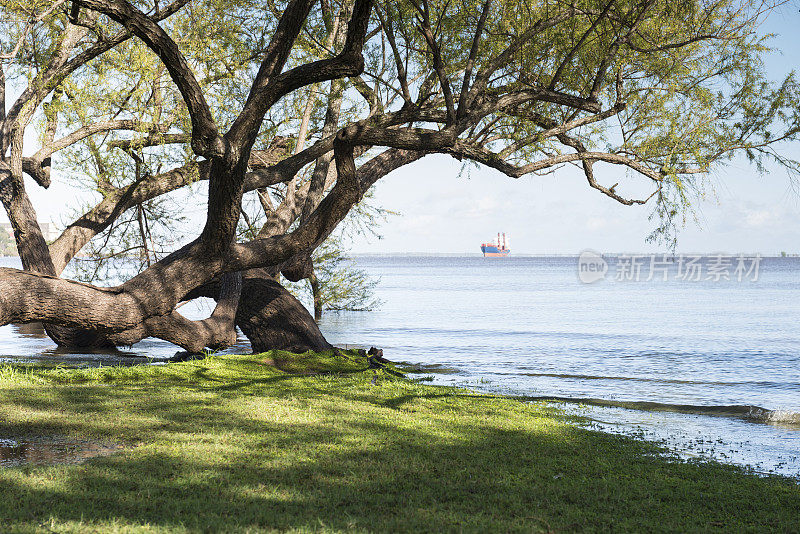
[2,255,799,477]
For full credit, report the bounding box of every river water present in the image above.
[2,255,799,478]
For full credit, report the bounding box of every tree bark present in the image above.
[188,269,331,354]
[1,160,114,348]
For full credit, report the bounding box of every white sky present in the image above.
[5,5,800,255]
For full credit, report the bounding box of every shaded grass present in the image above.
[0,351,798,533]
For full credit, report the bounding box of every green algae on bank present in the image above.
[0,351,798,533]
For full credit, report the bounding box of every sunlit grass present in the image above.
[0,351,797,533]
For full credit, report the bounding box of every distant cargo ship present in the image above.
[481,233,510,257]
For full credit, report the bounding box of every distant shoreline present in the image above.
[3,252,799,259]
[349,252,800,258]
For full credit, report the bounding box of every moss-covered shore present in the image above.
[0,351,798,533]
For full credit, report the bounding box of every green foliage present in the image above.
[308,238,380,312]
[299,190,395,315]
[0,227,16,256]
[70,195,189,283]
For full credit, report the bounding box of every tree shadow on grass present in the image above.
[0,382,798,533]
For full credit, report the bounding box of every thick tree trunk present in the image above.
[0,168,114,348]
[44,324,116,348]
[189,269,331,354]
[237,276,331,353]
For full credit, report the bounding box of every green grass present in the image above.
[0,351,798,533]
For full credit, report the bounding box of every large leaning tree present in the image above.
[1,0,798,354]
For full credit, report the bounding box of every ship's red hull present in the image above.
[480,244,510,257]
[481,234,510,256]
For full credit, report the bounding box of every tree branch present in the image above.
[413,0,456,123]
[1,0,190,155]
[457,0,491,119]
[442,139,663,185]
[0,64,6,131]
[107,132,190,151]
[549,0,617,91]
[24,119,164,181]
[228,0,373,148]
[109,272,242,351]
[74,0,224,158]
[374,2,411,103]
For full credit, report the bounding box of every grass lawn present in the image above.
[0,351,798,533]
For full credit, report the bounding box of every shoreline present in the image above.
[3,341,798,479]
[1,351,798,532]
[5,253,800,259]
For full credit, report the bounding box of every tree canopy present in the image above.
[1,0,798,352]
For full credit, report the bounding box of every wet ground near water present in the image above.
[0,437,124,468]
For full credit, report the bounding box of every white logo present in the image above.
[578,250,608,283]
